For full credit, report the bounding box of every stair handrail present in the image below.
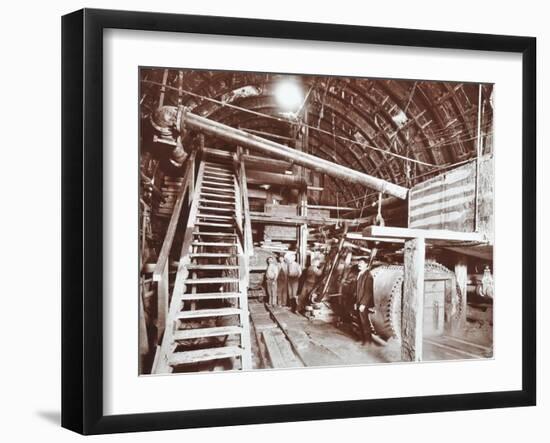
[235,147,254,257]
[232,164,252,370]
[153,149,197,281]
[169,161,206,304]
[151,160,205,374]
[152,150,197,343]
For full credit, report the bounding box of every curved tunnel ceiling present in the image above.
[140,68,493,207]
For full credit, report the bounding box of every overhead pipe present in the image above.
[179,109,408,200]
[202,147,293,173]
[246,170,306,188]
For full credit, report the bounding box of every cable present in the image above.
[141,79,436,167]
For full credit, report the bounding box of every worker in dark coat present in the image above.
[355,258,376,344]
[298,258,323,313]
[276,254,288,306]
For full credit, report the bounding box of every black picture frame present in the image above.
[61,8,537,435]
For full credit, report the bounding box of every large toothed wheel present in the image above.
[369,263,463,341]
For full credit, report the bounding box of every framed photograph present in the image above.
[62,8,536,435]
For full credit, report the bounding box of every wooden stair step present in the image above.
[197,213,234,220]
[204,171,233,178]
[201,184,234,191]
[201,185,235,192]
[173,326,243,341]
[189,253,236,258]
[198,206,235,213]
[198,198,235,205]
[180,291,240,300]
[203,179,233,186]
[176,307,242,319]
[196,221,235,228]
[169,345,243,366]
[187,264,239,270]
[184,277,240,284]
[200,195,235,203]
[191,242,237,247]
[193,232,237,237]
[204,164,232,170]
[203,175,233,181]
[202,181,235,188]
[203,170,232,177]
[203,174,234,181]
[200,191,235,199]
[202,178,234,185]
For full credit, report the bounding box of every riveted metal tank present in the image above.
[370,262,463,341]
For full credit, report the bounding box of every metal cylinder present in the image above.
[181,110,408,199]
[369,263,463,341]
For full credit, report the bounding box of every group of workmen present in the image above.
[263,252,376,344]
[264,251,306,312]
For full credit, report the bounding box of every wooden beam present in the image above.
[308,204,357,211]
[156,264,169,344]
[454,257,468,332]
[299,189,308,268]
[346,232,405,243]
[402,237,425,362]
[237,147,254,256]
[249,211,354,226]
[363,225,487,243]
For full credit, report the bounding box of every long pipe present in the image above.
[180,110,408,199]
[202,147,293,173]
[246,170,306,188]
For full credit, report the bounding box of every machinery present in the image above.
[370,262,464,341]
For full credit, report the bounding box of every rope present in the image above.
[336,193,340,228]
[375,192,385,227]
[358,192,368,219]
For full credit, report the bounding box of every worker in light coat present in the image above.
[264,256,279,305]
[285,251,302,312]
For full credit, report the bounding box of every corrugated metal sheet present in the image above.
[408,155,494,241]
[408,161,477,231]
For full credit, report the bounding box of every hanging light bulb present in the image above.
[274,78,304,112]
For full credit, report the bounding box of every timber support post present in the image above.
[156,263,169,344]
[402,237,425,362]
[454,256,468,332]
[298,188,308,268]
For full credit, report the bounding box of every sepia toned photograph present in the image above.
[138,67,494,375]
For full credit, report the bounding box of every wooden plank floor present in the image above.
[265,305,386,367]
[249,301,492,368]
[423,335,492,360]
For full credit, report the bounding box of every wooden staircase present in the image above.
[152,159,252,373]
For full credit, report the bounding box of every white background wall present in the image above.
[0,0,546,440]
